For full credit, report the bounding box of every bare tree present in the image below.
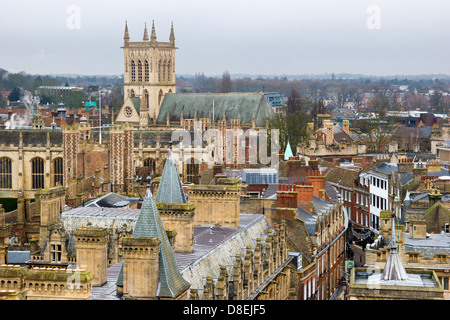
[219,70,234,93]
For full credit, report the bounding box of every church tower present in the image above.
[118,21,177,125]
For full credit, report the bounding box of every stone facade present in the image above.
[121,236,162,300]
[0,264,93,300]
[117,21,177,125]
[187,184,241,227]
[75,227,109,286]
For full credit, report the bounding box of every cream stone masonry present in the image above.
[117,21,177,125]
[122,237,161,299]
[187,184,241,227]
[75,227,109,286]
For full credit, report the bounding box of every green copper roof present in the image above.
[157,93,274,125]
[155,149,187,204]
[130,97,141,112]
[284,140,293,160]
[117,183,190,298]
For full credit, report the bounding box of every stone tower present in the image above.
[118,177,190,299]
[121,21,177,122]
[75,227,109,287]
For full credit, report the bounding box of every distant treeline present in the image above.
[0,68,122,93]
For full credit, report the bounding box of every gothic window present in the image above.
[143,158,156,177]
[53,158,63,186]
[0,157,12,189]
[130,89,135,98]
[138,60,142,81]
[167,61,171,82]
[162,61,166,81]
[145,60,149,81]
[31,157,44,189]
[144,90,149,109]
[158,61,161,82]
[131,60,136,82]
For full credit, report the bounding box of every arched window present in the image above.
[162,60,166,82]
[53,158,63,186]
[138,60,142,82]
[167,61,171,82]
[131,60,136,82]
[32,157,44,189]
[143,158,156,177]
[0,157,12,189]
[144,90,149,109]
[158,61,162,82]
[145,60,149,81]
[130,89,135,98]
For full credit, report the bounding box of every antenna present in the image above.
[99,89,102,145]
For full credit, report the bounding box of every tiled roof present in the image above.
[154,150,186,204]
[157,93,274,125]
[325,166,359,188]
[118,186,190,298]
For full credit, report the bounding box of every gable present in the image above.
[115,97,141,124]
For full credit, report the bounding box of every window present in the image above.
[167,61,171,82]
[31,157,44,189]
[51,244,62,263]
[0,157,12,189]
[145,60,149,81]
[131,60,136,81]
[445,223,449,234]
[186,158,199,184]
[444,277,449,291]
[138,60,142,81]
[53,158,63,186]
[143,158,156,177]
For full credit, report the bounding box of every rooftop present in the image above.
[89,213,268,300]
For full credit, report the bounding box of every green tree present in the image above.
[8,86,23,102]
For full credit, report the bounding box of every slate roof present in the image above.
[157,93,274,125]
[405,232,450,257]
[325,166,360,188]
[297,207,318,236]
[154,149,187,204]
[0,129,62,146]
[133,130,173,148]
[83,192,139,208]
[117,185,190,298]
[7,251,31,264]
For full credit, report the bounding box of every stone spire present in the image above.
[169,22,175,45]
[124,21,130,45]
[151,20,157,44]
[143,22,149,41]
[117,176,190,298]
[155,142,186,204]
[380,212,408,281]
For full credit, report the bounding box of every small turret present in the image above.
[124,21,130,46]
[143,22,149,41]
[151,20,157,44]
[169,22,175,45]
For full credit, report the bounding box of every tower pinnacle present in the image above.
[151,20,157,43]
[169,22,175,45]
[143,22,149,41]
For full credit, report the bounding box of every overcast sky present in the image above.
[0,0,449,77]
